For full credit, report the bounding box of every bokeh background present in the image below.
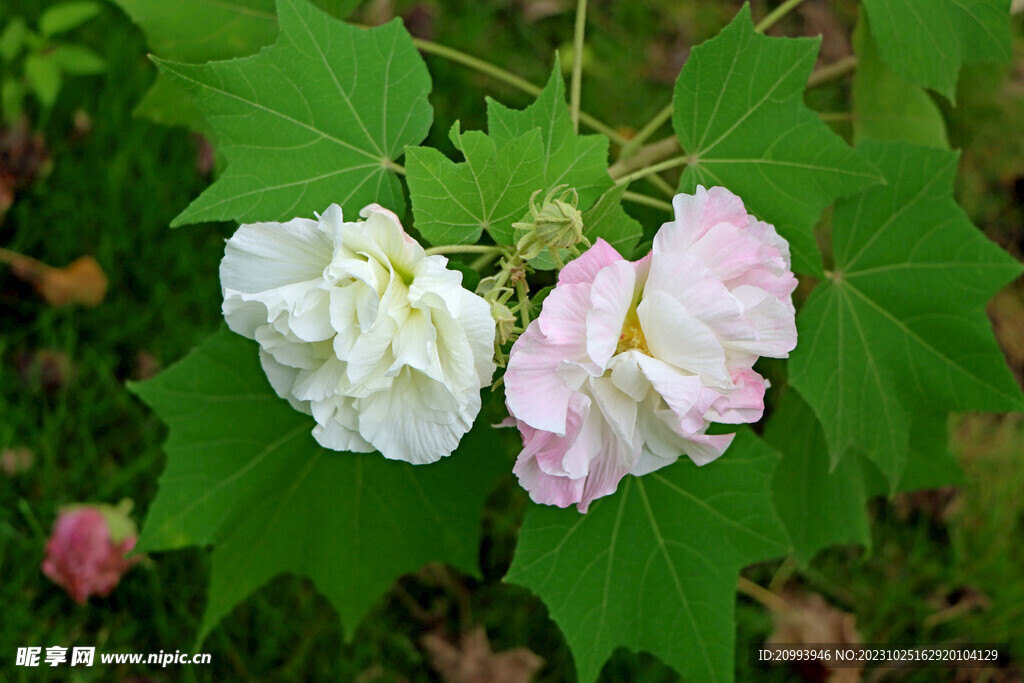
[2,0,1023,680]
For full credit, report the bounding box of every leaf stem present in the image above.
[409,35,628,146]
[737,576,790,613]
[806,56,857,89]
[619,103,673,160]
[755,0,807,33]
[621,191,673,212]
[516,279,531,327]
[614,155,692,186]
[609,136,681,180]
[570,0,588,133]
[424,244,504,257]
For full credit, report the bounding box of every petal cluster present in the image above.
[221,204,496,464]
[505,186,798,511]
[42,504,140,604]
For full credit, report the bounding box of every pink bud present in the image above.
[41,503,141,604]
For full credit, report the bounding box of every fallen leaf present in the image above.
[2,249,107,307]
[0,121,52,218]
[768,590,863,683]
[422,626,543,683]
[14,349,76,393]
[891,486,962,525]
[1,446,34,476]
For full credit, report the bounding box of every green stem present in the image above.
[570,0,588,133]
[644,172,676,198]
[469,250,502,271]
[806,56,857,89]
[621,191,673,212]
[619,102,673,160]
[614,155,692,186]
[755,0,807,33]
[409,35,628,146]
[515,279,531,327]
[424,244,503,257]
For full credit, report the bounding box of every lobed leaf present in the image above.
[507,430,789,683]
[789,141,1023,488]
[155,0,432,226]
[110,0,359,129]
[852,13,947,149]
[672,5,883,276]
[405,123,546,246]
[130,328,507,641]
[486,57,613,209]
[861,0,1011,100]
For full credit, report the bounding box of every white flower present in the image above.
[220,204,496,464]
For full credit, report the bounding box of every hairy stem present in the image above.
[755,0,807,33]
[609,136,682,180]
[737,577,790,613]
[424,244,503,257]
[806,56,857,89]
[570,0,588,133]
[614,154,692,186]
[619,102,673,160]
[621,191,673,212]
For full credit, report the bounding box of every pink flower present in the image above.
[42,502,141,604]
[505,186,797,512]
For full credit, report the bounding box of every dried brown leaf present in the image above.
[8,253,108,307]
[769,591,862,683]
[422,626,543,683]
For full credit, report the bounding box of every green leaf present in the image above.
[861,0,1011,101]
[486,56,613,209]
[672,5,883,277]
[789,141,1024,488]
[852,13,946,148]
[40,1,101,37]
[109,0,361,130]
[765,390,871,564]
[0,18,29,61]
[766,393,964,564]
[405,123,546,246]
[130,329,507,640]
[50,44,106,75]
[24,54,62,109]
[507,430,789,683]
[155,0,432,226]
[516,183,645,270]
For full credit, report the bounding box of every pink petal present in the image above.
[558,238,624,286]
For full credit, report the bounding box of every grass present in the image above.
[1,0,1023,681]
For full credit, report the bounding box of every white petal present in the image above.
[637,290,729,384]
[221,217,332,294]
[259,348,310,415]
[585,261,636,369]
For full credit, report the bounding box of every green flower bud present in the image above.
[513,185,589,260]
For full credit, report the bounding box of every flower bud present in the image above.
[514,185,588,262]
[42,500,141,604]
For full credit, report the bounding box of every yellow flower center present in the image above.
[616,311,649,356]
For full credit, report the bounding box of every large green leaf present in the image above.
[766,392,965,564]
[507,430,789,683]
[110,0,358,130]
[155,0,432,226]
[765,390,872,564]
[672,6,883,277]
[130,329,507,640]
[789,141,1023,488]
[852,13,947,148]
[405,123,546,246]
[861,0,1011,101]
[486,58,613,209]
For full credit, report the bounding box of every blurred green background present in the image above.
[1,0,1023,680]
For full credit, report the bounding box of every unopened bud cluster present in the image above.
[513,185,590,263]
